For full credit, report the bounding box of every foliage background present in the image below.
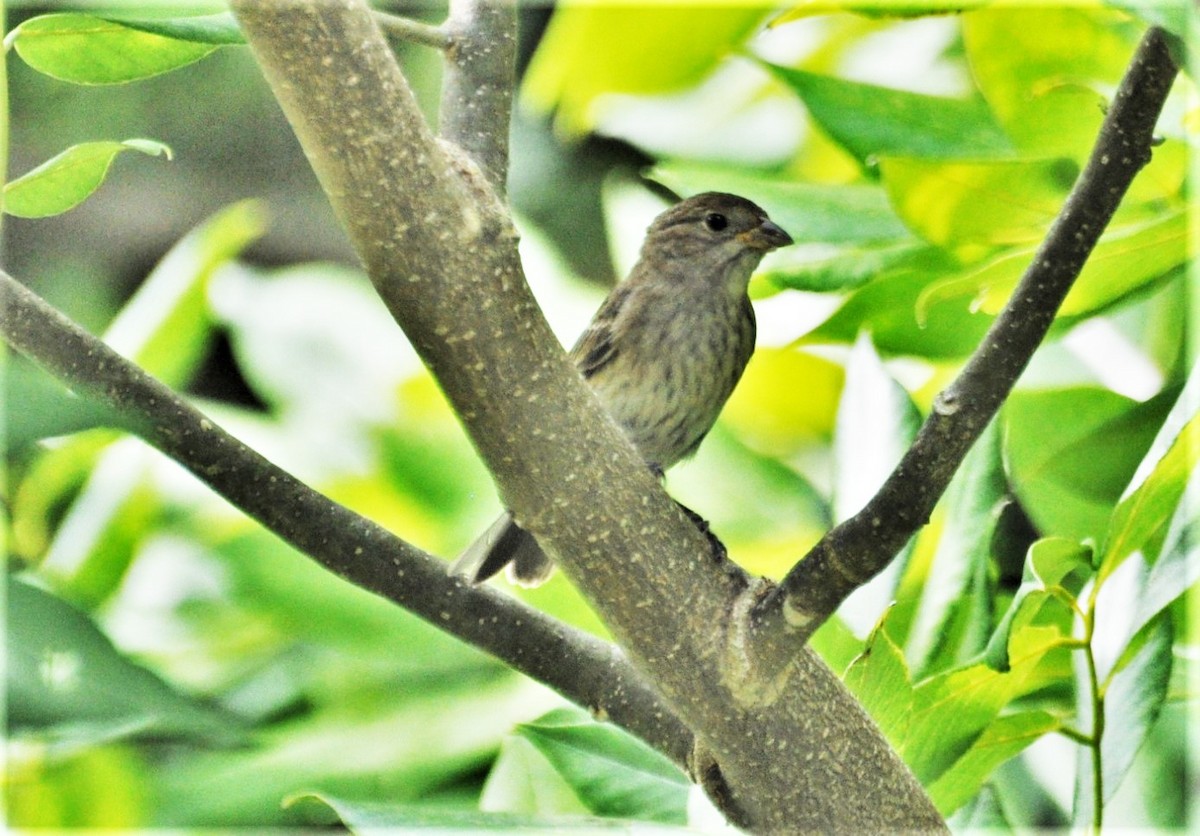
[4,1,1197,831]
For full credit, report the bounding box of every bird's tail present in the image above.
[449,511,555,587]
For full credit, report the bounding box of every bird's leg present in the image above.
[673,500,728,563]
[647,462,741,582]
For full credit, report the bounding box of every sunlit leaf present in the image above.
[524,5,767,133]
[774,0,990,24]
[766,65,1012,163]
[1098,367,1200,587]
[964,8,1140,156]
[920,211,1190,319]
[880,156,1072,247]
[7,13,231,84]
[3,140,171,218]
[722,346,843,455]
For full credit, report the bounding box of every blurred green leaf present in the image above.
[503,707,690,824]
[524,5,767,133]
[881,156,1072,247]
[764,240,946,293]
[8,13,226,84]
[723,346,843,455]
[1004,387,1169,546]
[151,675,553,827]
[803,263,994,358]
[5,359,127,450]
[652,161,910,244]
[7,575,241,743]
[964,7,1139,156]
[1099,614,1174,803]
[100,12,244,45]
[1074,613,1174,824]
[766,65,1012,163]
[922,211,1190,319]
[3,139,171,218]
[905,421,1005,678]
[774,0,990,24]
[104,200,267,386]
[1098,372,1200,588]
[292,790,690,832]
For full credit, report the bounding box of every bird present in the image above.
[451,191,793,586]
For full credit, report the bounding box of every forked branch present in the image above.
[747,26,1180,666]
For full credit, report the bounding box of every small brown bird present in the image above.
[453,191,793,585]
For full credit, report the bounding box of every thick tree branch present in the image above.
[0,268,694,769]
[438,0,516,196]
[228,1,942,830]
[747,27,1180,663]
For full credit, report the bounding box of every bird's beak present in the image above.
[739,218,794,251]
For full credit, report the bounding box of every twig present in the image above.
[0,268,695,769]
[438,0,516,196]
[374,10,451,50]
[747,27,1180,661]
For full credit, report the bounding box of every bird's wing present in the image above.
[569,283,632,380]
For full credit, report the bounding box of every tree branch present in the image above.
[0,268,695,769]
[747,27,1180,662]
[228,1,942,830]
[438,0,516,197]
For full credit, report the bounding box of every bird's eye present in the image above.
[704,212,728,232]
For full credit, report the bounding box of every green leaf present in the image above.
[1074,613,1174,824]
[1003,387,1169,547]
[774,0,992,23]
[104,200,267,386]
[6,575,240,743]
[1100,613,1174,802]
[920,210,1191,319]
[8,13,225,84]
[508,707,690,824]
[881,156,1074,247]
[906,420,1006,678]
[984,538,1093,673]
[3,139,171,218]
[763,240,946,293]
[803,262,995,359]
[846,614,1068,815]
[766,65,1013,163]
[651,161,911,244]
[964,7,1140,157]
[1097,366,1200,587]
[523,5,767,133]
[290,791,691,832]
[929,711,1060,814]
